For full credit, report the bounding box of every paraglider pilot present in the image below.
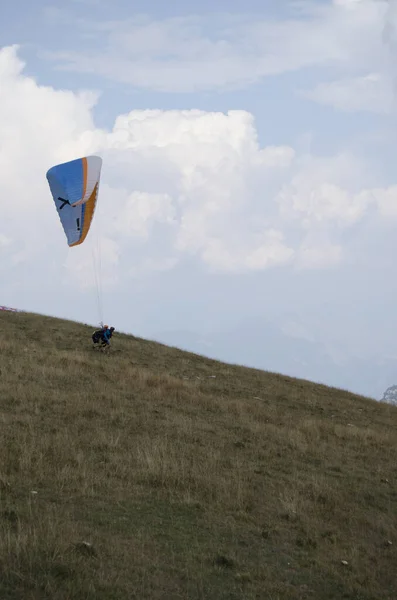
[92,325,115,349]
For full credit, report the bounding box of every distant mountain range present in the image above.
[381,385,397,406]
[153,319,397,400]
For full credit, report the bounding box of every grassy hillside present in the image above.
[0,310,396,600]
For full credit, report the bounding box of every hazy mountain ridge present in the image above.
[154,319,397,399]
[382,384,397,406]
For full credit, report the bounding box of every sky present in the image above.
[1,0,397,399]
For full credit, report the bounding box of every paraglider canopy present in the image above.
[46,155,102,247]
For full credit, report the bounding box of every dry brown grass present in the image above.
[0,310,396,599]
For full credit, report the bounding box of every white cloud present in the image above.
[301,72,395,114]
[0,43,396,299]
[277,181,371,227]
[112,191,177,239]
[98,108,297,272]
[297,238,343,269]
[275,151,375,228]
[40,1,390,93]
[37,0,397,123]
[128,256,179,277]
[200,229,294,273]
[297,0,397,114]
[363,185,397,217]
[0,234,11,247]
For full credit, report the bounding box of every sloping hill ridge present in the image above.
[0,310,396,600]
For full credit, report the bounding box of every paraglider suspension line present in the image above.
[91,213,104,327]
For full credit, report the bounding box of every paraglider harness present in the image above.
[92,325,115,350]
